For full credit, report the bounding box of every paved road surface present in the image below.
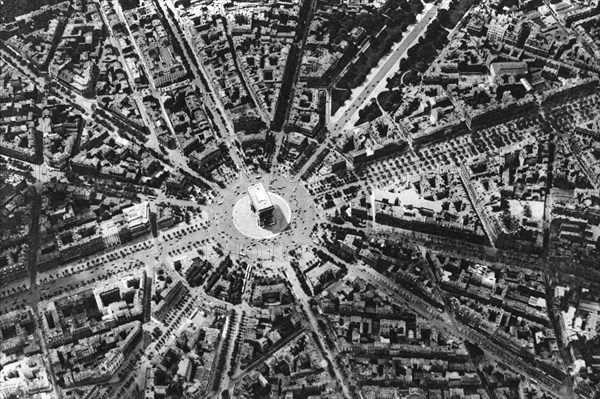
[297,2,447,179]
[283,264,353,399]
[331,1,447,132]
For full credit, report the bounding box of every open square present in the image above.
[232,185,292,240]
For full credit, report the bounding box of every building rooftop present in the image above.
[248,183,273,212]
[122,201,150,230]
[489,62,529,77]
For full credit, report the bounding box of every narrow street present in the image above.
[0,0,583,398]
[155,0,252,180]
[26,188,41,287]
[351,263,568,398]
[283,263,353,399]
[97,2,164,153]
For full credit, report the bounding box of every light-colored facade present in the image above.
[248,183,275,227]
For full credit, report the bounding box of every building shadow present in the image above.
[264,205,289,234]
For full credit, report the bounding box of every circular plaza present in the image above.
[232,184,292,240]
